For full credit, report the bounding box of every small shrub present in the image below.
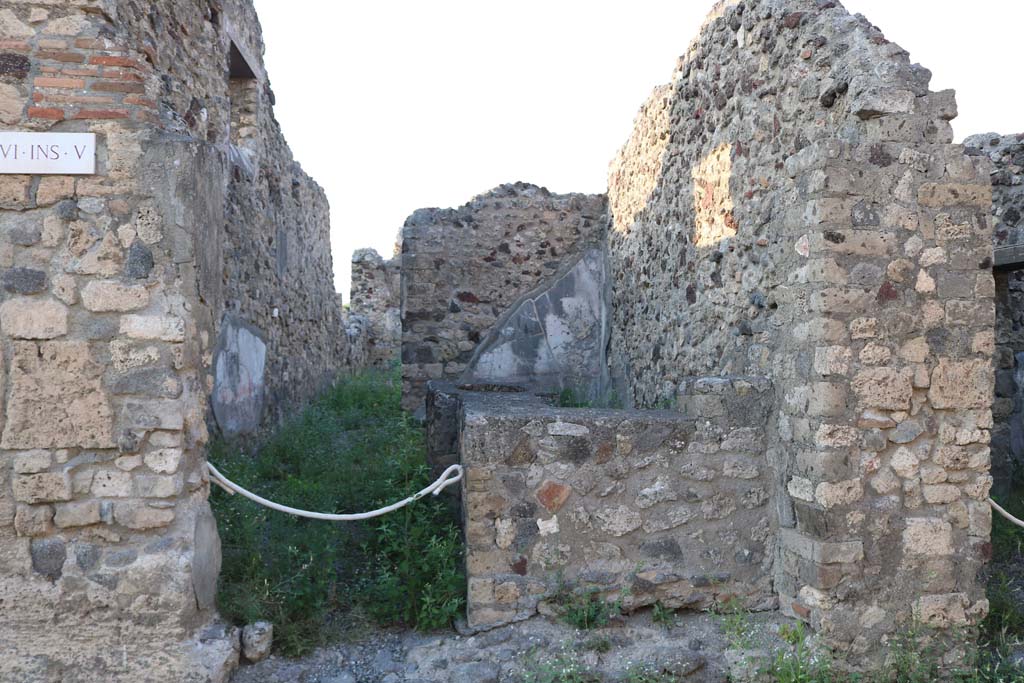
[358,509,464,630]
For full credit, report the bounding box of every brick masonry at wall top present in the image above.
[400,182,606,412]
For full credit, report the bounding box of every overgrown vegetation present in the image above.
[210,367,464,656]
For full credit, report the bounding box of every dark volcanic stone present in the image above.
[2,267,46,294]
[124,240,155,279]
[31,538,66,581]
[641,538,683,560]
[55,200,79,221]
[75,543,100,572]
[0,53,30,80]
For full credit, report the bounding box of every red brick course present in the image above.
[88,55,144,69]
[36,51,86,63]
[74,38,120,50]
[73,108,130,120]
[33,76,85,89]
[60,67,102,77]
[33,92,116,105]
[123,95,156,108]
[27,107,64,120]
[91,80,145,94]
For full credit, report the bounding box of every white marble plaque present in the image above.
[0,132,96,174]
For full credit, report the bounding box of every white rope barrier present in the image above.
[989,497,1024,530]
[205,461,464,522]
[209,462,1021,532]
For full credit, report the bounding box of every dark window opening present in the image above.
[228,40,258,147]
[229,42,256,80]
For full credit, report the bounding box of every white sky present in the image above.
[251,0,1023,299]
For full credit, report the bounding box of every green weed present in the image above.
[559,586,621,630]
[556,387,591,408]
[652,601,677,629]
[716,595,755,650]
[762,621,835,683]
[622,665,686,682]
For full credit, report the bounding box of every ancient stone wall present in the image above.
[0,1,359,679]
[965,134,1024,497]
[350,247,400,368]
[400,182,607,411]
[431,379,774,630]
[115,0,361,435]
[607,0,993,664]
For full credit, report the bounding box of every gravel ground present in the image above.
[229,609,785,683]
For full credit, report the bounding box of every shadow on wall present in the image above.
[607,86,789,406]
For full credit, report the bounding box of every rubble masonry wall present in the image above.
[607,0,994,663]
[350,247,400,368]
[400,182,606,411]
[0,1,362,679]
[440,377,776,631]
